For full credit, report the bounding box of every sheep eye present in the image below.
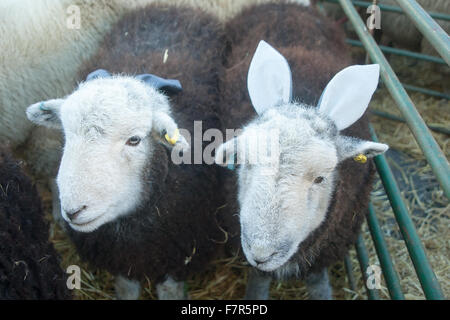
[126,136,141,146]
[314,176,324,184]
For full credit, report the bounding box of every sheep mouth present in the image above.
[69,212,106,230]
[245,249,292,272]
[253,255,287,272]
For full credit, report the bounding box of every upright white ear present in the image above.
[317,64,380,130]
[247,40,292,115]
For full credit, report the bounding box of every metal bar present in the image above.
[348,40,449,100]
[355,234,381,300]
[344,254,357,291]
[369,126,445,300]
[370,110,450,135]
[367,203,405,300]
[346,39,447,65]
[339,0,450,199]
[401,83,450,100]
[395,0,450,65]
[323,0,450,21]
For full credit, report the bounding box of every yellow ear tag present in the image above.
[164,128,179,145]
[354,154,367,163]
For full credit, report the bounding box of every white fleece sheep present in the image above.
[1,0,310,180]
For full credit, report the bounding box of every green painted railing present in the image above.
[324,0,450,21]
[345,39,446,65]
[355,234,381,300]
[369,126,445,300]
[346,39,450,100]
[323,2,450,100]
[395,0,450,65]
[367,202,404,300]
[333,0,448,300]
[370,110,450,136]
[339,0,450,199]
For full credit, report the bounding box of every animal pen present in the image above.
[43,0,449,300]
[316,0,449,300]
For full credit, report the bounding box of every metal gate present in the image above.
[320,0,449,300]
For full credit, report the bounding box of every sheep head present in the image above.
[27,75,188,232]
[215,41,388,272]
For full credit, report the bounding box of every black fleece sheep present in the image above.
[217,2,387,299]
[0,148,70,299]
[26,4,237,299]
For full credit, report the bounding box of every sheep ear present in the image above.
[136,74,182,96]
[26,99,64,129]
[318,64,380,130]
[247,40,292,115]
[215,137,238,168]
[152,111,189,151]
[336,135,388,162]
[85,69,111,81]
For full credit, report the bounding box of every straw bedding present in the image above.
[26,0,449,299]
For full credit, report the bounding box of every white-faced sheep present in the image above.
[0,147,71,299]
[216,3,388,299]
[1,0,157,233]
[26,4,237,300]
[2,0,311,234]
[1,0,310,180]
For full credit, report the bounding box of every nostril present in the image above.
[65,205,87,221]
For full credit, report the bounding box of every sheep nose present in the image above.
[64,205,87,221]
[252,251,278,265]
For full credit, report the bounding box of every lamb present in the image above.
[25,4,237,300]
[1,0,311,180]
[0,0,159,231]
[1,0,311,231]
[0,147,71,299]
[215,3,389,299]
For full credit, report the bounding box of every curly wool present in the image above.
[0,148,71,299]
[65,4,237,284]
[221,2,376,279]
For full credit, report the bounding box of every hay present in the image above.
[38,150,449,300]
[32,1,449,300]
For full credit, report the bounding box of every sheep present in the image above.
[0,147,71,299]
[25,4,237,300]
[215,3,389,299]
[0,0,158,149]
[1,0,311,234]
[1,0,310,179]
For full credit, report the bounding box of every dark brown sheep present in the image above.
[31,4,237,299]
[0,148,71,299]
[218,2,385,299]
